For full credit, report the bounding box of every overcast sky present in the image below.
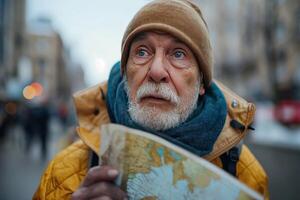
[26,0,149,86]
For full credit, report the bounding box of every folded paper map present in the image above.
[99,124,262,200]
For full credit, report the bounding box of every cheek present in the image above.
[125,62,148,98]
[171,69,199,95]
[185,74,196,86]
[126,64,136,84]
[183,65,200,91]
[126,57,149,79]
[126,57,142,84]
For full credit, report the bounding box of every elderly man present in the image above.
[33,0,269,199]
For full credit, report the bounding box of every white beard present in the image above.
[124,77,200,131]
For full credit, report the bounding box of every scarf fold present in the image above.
[106,62,227,157]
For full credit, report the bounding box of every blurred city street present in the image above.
[246,103,300,199]
[0,118,65,200]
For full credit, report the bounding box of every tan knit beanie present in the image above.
[121,0,213,88]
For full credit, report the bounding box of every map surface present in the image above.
[99,124,262,200]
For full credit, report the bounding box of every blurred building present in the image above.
[271,0,300,100]
[26,18,71,102]
[241,0,300,101]
[63,48,86,93]
[196,0,300,101]
[0,0,26,99]
[69,63,86,93]
[195,0,264,98]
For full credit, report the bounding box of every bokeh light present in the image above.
[23,85,36,100]
[22,82,44,100]
[4,102,17,115]
[31,82,43,96]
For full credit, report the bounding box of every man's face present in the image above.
[124,31,203,131]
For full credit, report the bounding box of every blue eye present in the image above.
[173,50,185,59]
[137,49,148,57]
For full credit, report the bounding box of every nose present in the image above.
[147,51,169,83]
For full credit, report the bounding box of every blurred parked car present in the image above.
[274,100,300,126]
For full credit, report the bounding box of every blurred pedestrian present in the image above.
[0,100,16,143]
[0,102,8,142]
[21,97,50,160]
[31,103,50,159]
[19,103,34,153]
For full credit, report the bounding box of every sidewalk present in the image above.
[246,103,300,199]
[0,118,64,200]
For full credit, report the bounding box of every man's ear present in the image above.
[199,72,205,96]
[199,85,205,96]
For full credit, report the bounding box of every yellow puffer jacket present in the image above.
[33,81,269,200]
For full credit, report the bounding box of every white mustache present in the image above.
[136,82,179,104]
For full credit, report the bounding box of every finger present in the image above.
[82,166,119,187]
[73,182,127,200]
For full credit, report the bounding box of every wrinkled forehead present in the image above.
[130,31,189,48]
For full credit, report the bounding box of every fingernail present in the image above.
[107,169,119,177]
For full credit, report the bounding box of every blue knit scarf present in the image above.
[106,62,227,157]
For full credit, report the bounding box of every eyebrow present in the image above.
[131,32,148,44]
[173,38,186,46]
[131,32,187,47]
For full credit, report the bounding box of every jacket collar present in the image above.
[73,80,255,161]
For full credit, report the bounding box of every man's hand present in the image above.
[71,166,127,200]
